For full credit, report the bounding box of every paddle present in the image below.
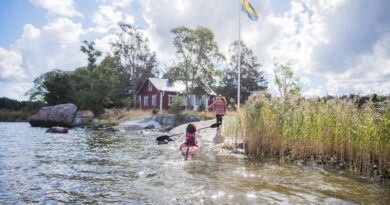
[185,147,189,160]
[156,122,221,143]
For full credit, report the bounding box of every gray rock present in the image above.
[145,124,155,129]
[73,111,95,125]
[154,115,174,125]
[125,124,143,131]
[117,117,161,131]
[163,126,174,132]
[29,103,78,128]
[184,116,201,123]
[232,148,245,154]
[102,127,117,132]
[46,126,69,134]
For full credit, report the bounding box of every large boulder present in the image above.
[29,103,78,128]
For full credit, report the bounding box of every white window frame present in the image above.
[148,81,152,91]
[144,96,148,107]
[152,95,156,106]
[202,96,208,106]
[168,95,175,106]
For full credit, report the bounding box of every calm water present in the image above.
[0,122,389,204]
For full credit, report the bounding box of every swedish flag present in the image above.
[241,0,259,21]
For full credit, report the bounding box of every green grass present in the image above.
[77,119,119,127]
[221,91,390,176]
[184,111,215,121]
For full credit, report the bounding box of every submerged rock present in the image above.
[46,126,69,134]
[29,103,78,128]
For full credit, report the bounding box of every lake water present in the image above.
[0,122,389,204]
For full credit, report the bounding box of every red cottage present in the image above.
[137,78,216,110]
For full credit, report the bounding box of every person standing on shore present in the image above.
[207,95,227,124]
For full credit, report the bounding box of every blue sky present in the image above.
[0,0,389,100]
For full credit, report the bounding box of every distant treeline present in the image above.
[321,94,390,109]
[0,97,43,122]
[0,97,43,112]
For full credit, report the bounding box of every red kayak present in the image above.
[180,140,200,160]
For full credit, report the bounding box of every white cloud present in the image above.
[0,17,117,100]
[2,0,390,100]
[2,82,33,100]
[138,0,390,96]
[0,48,26,82]
[96,0,134,7]
[92,5,127,27]
[29,0,83,17]
[302,86,325,97]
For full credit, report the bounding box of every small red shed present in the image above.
[137,78,216,110]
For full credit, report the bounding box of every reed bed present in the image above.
[222,91,390,176]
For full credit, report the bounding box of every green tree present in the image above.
[273,58,300,100]
[167,26,224,110]
[217,40,267,104]
[27,69,73,105]
[169,95,184,125]
[70,58,119,115]
[80,40,102,72]
[111,23,159,109]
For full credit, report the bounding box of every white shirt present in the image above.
[177,132,202,143]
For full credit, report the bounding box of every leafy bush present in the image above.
[152,107,159,115]
[169,95,184,125]
[197,102,205,112]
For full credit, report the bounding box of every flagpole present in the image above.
[237,0,241,111]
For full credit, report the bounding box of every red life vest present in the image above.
[185,133,196,146]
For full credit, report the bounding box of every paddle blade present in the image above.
[156,135,170,141]
[210,122,222,128]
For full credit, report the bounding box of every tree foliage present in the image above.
[111,23,159,108]
[27,69,73,105]
[273,58,300,100]
[80,40,102,72]
[166,26,224,109]
[217,40,267,104]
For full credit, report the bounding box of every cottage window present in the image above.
[144,96,148,107]
[148,81,152,91]
[181,96,187,106]
[152,95,156,106]
[202,96,208,106]
[168,95,175,106]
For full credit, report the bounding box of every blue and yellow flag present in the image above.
[241,0,259,21]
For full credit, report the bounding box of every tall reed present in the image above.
[222,91,390,176]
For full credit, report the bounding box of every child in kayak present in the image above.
[178,123,202,146]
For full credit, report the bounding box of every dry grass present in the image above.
[99,108,156,120]
[0,110,30,122]
[222,91,390,176]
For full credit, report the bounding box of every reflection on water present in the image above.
[0,122,389,204]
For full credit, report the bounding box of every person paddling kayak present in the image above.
[178,123,202,159]
[207,94,227,124]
